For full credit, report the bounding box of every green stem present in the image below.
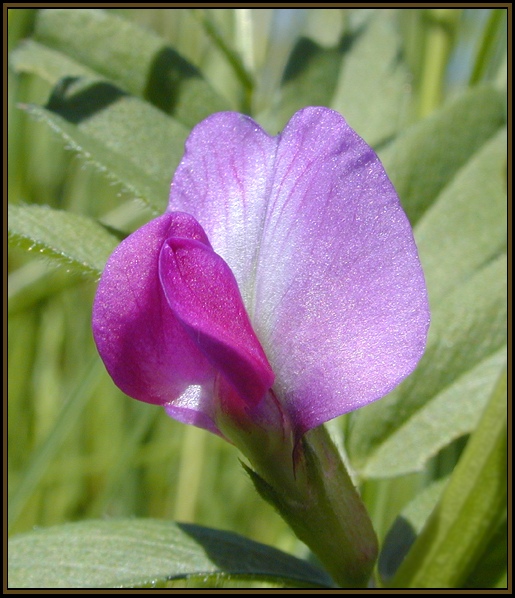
[245,425,378,588]
[418,9,459,118]
[214,388,378,587]
[190,8,254,112]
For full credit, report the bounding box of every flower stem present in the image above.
[245,425,378,588]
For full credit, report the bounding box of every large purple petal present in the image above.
[168,112,277,305]
[168,108,430,435]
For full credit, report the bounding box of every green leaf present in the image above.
[28,8,229,126]
[191,9,253,94]
[259,36,344,132]
[7,519,333,589]
[415,128,506,305]
[11,39,97,84]
[469,9,507,86]
[390,368,507,588]
[461,514,508,588]
[330,10,412,147]
[378,477,449,582]
[21,76,189,213]
[8,357,103,531]
[380,85,506,224]
[8,204,120,277]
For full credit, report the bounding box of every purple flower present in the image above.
[92,107,429,443]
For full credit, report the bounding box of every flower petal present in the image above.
[168,108,430,435]
[167,112,277,305]
[92,212,218,432]
[93,210,275,434]
[159,229,274,407]
[258,108,430,433]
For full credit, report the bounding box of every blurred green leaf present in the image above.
[20,76,189,213]
[469,9,507,86]
[191,9,253,95]
[380,85,506,224]
[8,519,332,589]
[390,368,507,588]
[8,204,119,277]
[8,261,83,315]
[27,8,229,126]
[378,477,449,582]
[8,357,102,531]
[378,466,506,587]
[330,10,412,147]
[259,35,344,132]
[415,128,506,305]
[11,39,97,84]
[461,514,507,588]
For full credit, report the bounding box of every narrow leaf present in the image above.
[11,39,97,85]
[356,347,505,478]
[348,120,507,478]
[31,8,229,126]
[8,204,119,277]
[378,477,449,582]
[348,254,507,478]
[380,85,506,224]
[8,519,333,589]
[191,9,254,93]
[21,76,189,213]
[415,128,507,306]
[330,10,412,147]
[462,515,508,588]
[391,369,507,588]
[259,32,344,132]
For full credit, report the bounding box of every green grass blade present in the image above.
[8,358,102,532]
[390,368,507,588]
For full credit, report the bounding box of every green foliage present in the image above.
[8,7,507,589]
[27,8,230,125]
[8,204,119,277]
[18,85,189,214]
[391,369,507,588]
[8,519,332,588]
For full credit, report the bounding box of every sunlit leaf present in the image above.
[390,369,507,588]
[260,35,344,132]
[415,128,506,305]
[8,204,119,277]
[20,77,189,213]
[348,254,506,479]
[347,113,507,479]
[8,519,333,589]
[330,9,412,147]
[29,8,229,126]
[378,477,449,582]
[380,85,506,224]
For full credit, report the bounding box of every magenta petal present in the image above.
[159,233,274,406]
[92,212,219,433]
[168,108,430,435]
